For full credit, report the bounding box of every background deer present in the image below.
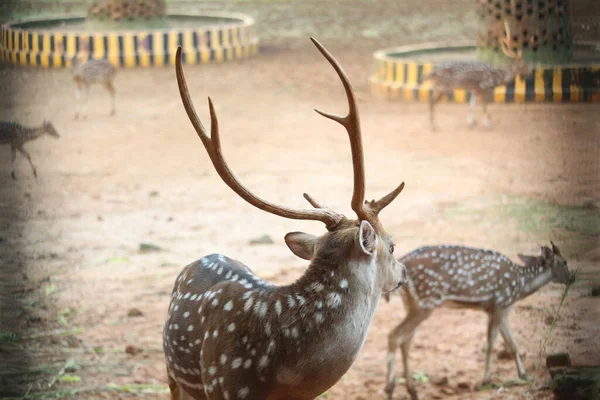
[0,120,60,179]
[383,242,572,400]
[424,21,532,131]
[71,56,117,119]
[163,39,408,400]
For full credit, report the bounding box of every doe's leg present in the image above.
[480,93,491,129]
[467,93,477,128]
[483,311,500,384]
[429,90,444,132]
[104,80,116,116]
[498,311,527,380]
[16,146,37,179]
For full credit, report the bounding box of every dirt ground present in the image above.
[1,1,599,400]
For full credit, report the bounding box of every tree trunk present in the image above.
[476,0,573,64]
[88,0,166,21]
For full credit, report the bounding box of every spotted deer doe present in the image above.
[163,38,408,400]
[71,56,117,119]
[0,120,60,179]
[424,21,532,131]
[383,243,572,400]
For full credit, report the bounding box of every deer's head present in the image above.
[42,121,60,138]
[518,241,571,284]
[175,38,407,295]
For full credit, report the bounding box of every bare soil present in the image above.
[1,1,599,399]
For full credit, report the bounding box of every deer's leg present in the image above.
[467,92,477,128]
[498,312,527,380]
[385,308,432,400]
[429,90,443,132]
[483,312,500,384]
[16,146,36,179]
[480,93,491,129]
[104,80,116,116]
[10,145,17,180]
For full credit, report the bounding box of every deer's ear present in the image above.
[284,232,318,261]
[517,254,539,267]
[358,220,377,255]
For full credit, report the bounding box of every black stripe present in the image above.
[49,35,55,52]
[88,35,95,54]
[218,30,223,47]
[133,35,139,66]
[402,63,408,85]
[446,89,454,102]
[162,32,169,65]
[148,34,154,65]
[75,36,79,53]
[561,68,571,102]
[35,53,40,65]
[118,36,125,66]
[524,71,535,102]
[210,47,215,61]
[206,30,212,48]
[544,69,554,102]
[416,64,423,84]
[466,91,473,103]
[581,68,594,102]
[103,36,109,58]
[505,79,515,103]
[192,31,198,49]
[37,34,42,53]
[11,30,15,50]
[178,32,185,63]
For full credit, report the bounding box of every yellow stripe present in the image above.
[167,31,178,65]
[231,27,241,59]
[182,31,196,64]
[514,74,526,103]
[386,61,393,82]
[138,33,150,68]
[31,32,39,53]
[552,68,562,102]
[418,63,434,101]
[493,85,506,102]
[93,34,105,59]
[534,69,545,102]
[41,53,49,68]
[153,31,164,66]
[407,63,418,85]
[123,33,135,67]
[42,34,51,54]
[107,34,119,66]
[454,89,467,103]
[395,62,404,83]
[66,34,76,60]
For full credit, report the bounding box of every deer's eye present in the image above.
[389,244,395,254]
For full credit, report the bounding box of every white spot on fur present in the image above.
[224,300,233,311]
[228,323,236,332]
[339,279,348,289]
[232,358,242,369]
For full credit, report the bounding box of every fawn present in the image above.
[163,39,408,400]
[424,21,532,131]
[383,242,572,400]
[71,56,117,119]
[0,120,60,179]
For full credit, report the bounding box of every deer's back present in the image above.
[399,245,523,310]
[73,59,116,84]
[427,62,505,92]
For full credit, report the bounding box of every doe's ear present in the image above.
[551,241,562,257]
[284,232,318,261]
[358,220,377,256]
[517,254,539,267]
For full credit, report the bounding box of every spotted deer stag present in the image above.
[384,243,572,400]
[71,56,117,119]
[425,21,532,131]
[164,39,408,400]
[0,120,60,179]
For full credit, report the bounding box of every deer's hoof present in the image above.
[383,382,395,400]
[11,171,16,180]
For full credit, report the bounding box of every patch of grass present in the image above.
[106,383,169,394]
[447,197,600,237]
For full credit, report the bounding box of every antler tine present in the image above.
[310,37,367,221]
[175,46,344,229]
[500,20,518,59]
[369,182,406,216]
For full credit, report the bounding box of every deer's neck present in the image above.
[273,257,380,391]
[516,263,553,300]
[21,126,45,142]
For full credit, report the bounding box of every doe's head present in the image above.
[518,241,572,284]
[42,121,60,138]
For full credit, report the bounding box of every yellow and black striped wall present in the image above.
[0,13,258,68]
[370,44,600,103]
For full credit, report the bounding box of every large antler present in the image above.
[309,37,405,221]
[175,46,344,229]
